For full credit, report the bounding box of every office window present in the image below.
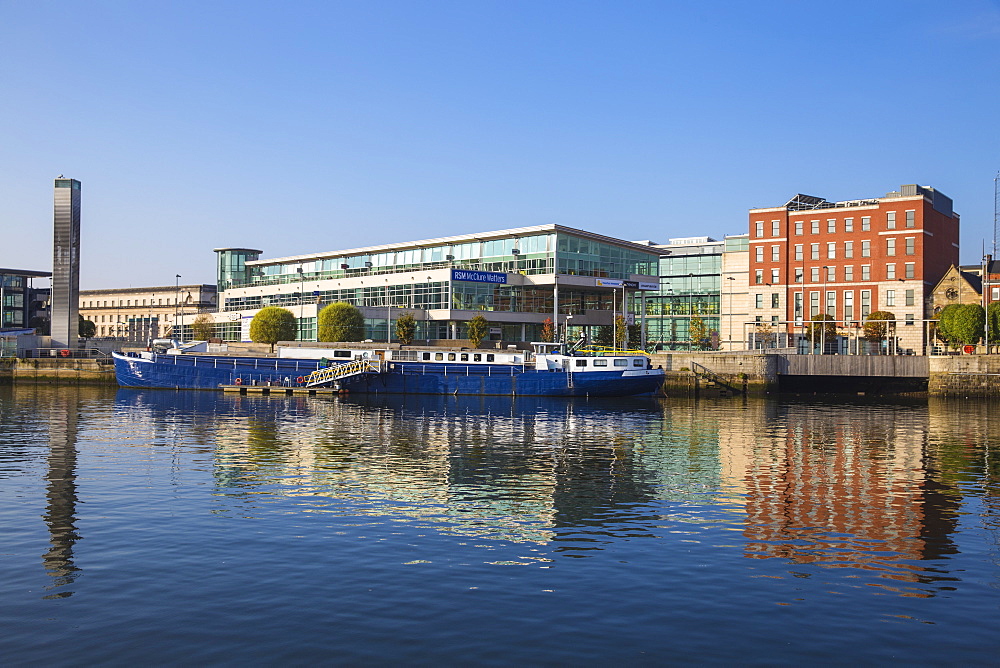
[771,245,780,261]
[826,265,835,281]
[844,217,854,233]
[810,291,820,317]
[886,289,895,306]
[755,294,763,309]
[811,220,820,234]
[755,246,764,262]
[886,263,896,280]
[844,265,854,281]
[794,244,803,261]
[886,238,896,256]
[795,221,804,235]
[755,269,764,284]
[905,237,915,255]
[811,243,820,260]
[794,292,803,319]
[771,315,780,324]
[827,242,836,259]
[826,291,836,316]
[755,221,764,237]
[861,216,871,231]
[861,265,871,280]
[755,316,763,323]
[811,267,820,282]
[993,287,999,301]
[771,293,780,308]
[861,240,871,257]
[905,314,914,325]
[844,291,854,321]
[771,268,780,284]
[905,289,914,306]
[887,211,896,229]
[905,210,915,228]
[861,290,871,317]
[905,262,915,279]
[827,219,836,233]
[794,267,803,283]
[772,220,781,236]
[844,241,854,258]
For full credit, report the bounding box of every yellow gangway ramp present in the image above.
[304,359,383,387]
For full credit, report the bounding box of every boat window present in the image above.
[435,353,444,361]
[473,354,481,362]
[575,359,587,367]
[447,353,456,361]
[333,350,351,358]
[422,352,431,361]
[614,359,628,367]
[460,353,469,361]
[633,359,645,367]
[593,359,608,367]
[486,354,495,362]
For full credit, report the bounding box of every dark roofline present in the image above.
[0,268,52,278]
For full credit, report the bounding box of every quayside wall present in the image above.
[0,358,116,385]
[928,356,1000,398]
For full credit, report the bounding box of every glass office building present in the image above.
[0,269,51,331]
[191,225,661,344]
[641,237,724,351]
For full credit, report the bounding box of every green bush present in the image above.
[395,311,416,345]
[863,311,895,342]
[318,302,364,342]
[250,307,297,352]
[940,303,984,346]
[467,314,489,348]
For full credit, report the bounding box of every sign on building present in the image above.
[451,269,507,284]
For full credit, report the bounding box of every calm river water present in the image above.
[2,385,999,665]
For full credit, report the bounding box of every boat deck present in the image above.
[220,385,347,396]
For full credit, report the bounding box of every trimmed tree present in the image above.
[250,306,297,352]
[467,314,489,348]
[805,314,837,349]
[947,304,985,346]
[864,310,896,349]
[936,304,961,348]
[628,323,643,349]
[78,315,96,342]
[540,317,555,343]
[318,302,364,342]
[988,302,1000,348]
[192,313,215,340]
[614,315,628,350]
[395,311,416,345]
[593,325,613,347]
[690,316,711,350]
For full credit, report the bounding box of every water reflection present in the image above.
[43,389,82,597]
[107,390,1000,595]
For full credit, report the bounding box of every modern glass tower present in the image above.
[51,177,81,348]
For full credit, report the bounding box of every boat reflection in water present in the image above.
[112,389,999,598]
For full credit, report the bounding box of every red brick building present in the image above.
[747,184,959,351]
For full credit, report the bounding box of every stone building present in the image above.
[79,284,217,341]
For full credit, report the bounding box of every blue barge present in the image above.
[113,343,664,398]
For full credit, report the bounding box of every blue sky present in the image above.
[2,0,999,289]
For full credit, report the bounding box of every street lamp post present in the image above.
[821,266,829,355]
[174,274,181,341]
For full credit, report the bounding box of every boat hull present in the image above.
[113,353,664,397]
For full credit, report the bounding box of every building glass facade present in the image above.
[203,225,660,344]
[641,238,723,351]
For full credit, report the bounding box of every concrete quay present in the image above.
[650,351,1000,398]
